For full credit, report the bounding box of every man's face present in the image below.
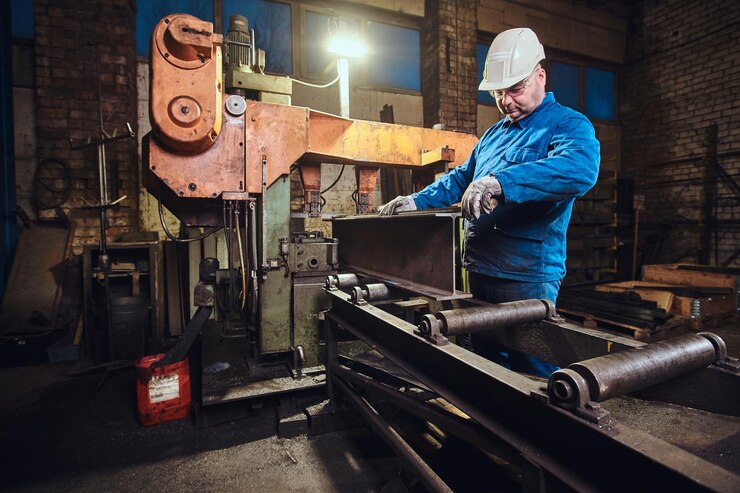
[492,66,546,122]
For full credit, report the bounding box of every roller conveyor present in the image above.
[324,285,740,492]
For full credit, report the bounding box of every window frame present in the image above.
[298,3,422,94]
[545,51,619,124]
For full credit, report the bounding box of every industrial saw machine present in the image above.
[142,13,477,404]
[144,14,740,490]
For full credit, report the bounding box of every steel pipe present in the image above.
[549,333,725,405]
[421,299,554,337]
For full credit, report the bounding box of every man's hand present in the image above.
[461,175,502,220]
[377,195,417,215]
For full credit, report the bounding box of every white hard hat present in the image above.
[479,28,545,91]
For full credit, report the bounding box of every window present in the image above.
[584,67,616,121]
[548,60,617,122]
[223,0,292,75]
[304,10,420,92]
[304,12,362,81]
[549,62,580,111]
[366,21,420,91]
[11,0,34,40]
[476,43,495,105]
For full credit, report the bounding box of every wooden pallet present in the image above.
[558,307,688,342]
[689,312,738,331]
[595,280,737,330]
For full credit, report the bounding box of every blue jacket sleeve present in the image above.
[411,144,479,209]
[495,114,600,204]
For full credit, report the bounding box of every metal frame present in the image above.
[325,287,740,492]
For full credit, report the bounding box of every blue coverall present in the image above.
[412,92,601,375]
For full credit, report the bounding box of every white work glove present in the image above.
[461,175,502,220]
[377,195,417,215]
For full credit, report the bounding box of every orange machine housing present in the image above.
[145,14,479,218]
[150,14,223,153]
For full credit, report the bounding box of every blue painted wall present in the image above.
[1,0,18,302]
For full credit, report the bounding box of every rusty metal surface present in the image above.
[148,97,478,197]
[421,146,455,166]
[243,102,309,193]
[145,13,479,218]
[332,212,469,300]
[306,110,477,169]
[243,103,476,193]
[146,110,245,199]
[436,301,550,336]
[356,167,379,213]
[150,14,223,152]
[553,333,719,404]
[300,163,321,216]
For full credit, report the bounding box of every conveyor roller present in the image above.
[419,299,555,340]
[325,273,359,290]
[548,332,729,410]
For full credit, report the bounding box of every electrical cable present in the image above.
[235,203,247,311]
[248,202,258,319]
[290,72,340,89]
[295,164,306,194]
[157,184,220,242]
[227,201,236,313]
[321,165,345,194]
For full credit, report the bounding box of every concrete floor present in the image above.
[1,321,739,492]
[0,361,401,492]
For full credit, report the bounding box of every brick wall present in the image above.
[422,0,477,134]
[621,0,740,266]
[34,0,138,254]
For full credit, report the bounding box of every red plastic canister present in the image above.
[135,354,191,426]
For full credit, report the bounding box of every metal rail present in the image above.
[332,377,454,493]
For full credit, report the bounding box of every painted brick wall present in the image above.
[621,0,740,266]
[422,0,478,134]
[33,0,138,254]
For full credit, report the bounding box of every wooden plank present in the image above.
[642,264,736,289]
[594,282,674,311]
[673,295,736,319]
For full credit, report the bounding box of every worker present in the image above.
[378,28,600,376]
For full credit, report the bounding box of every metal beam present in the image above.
[332,212,469,300]
[332,376,454,493]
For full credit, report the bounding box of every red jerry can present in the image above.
[135,354,191,426]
